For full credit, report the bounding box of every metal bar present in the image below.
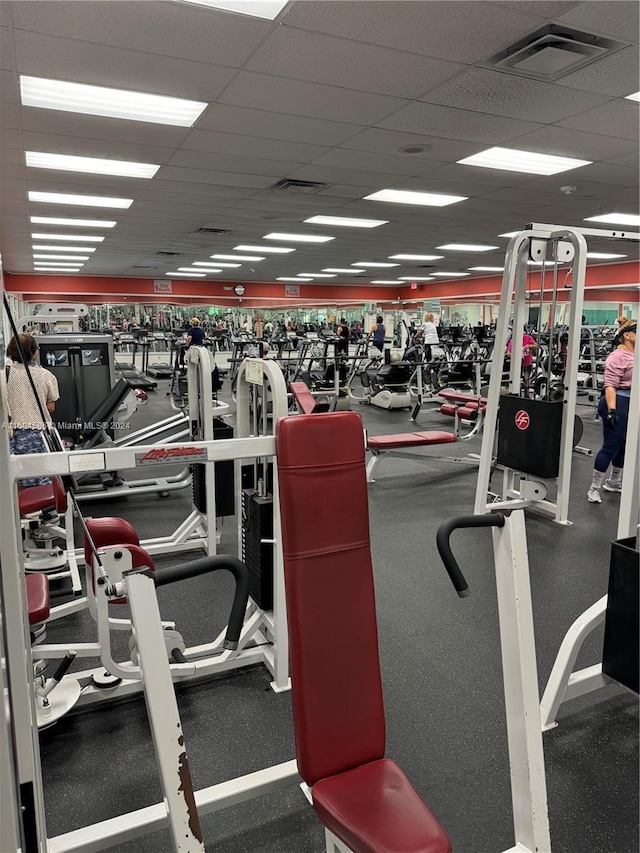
[617,343,639,540]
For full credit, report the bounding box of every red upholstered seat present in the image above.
[367,431,457,450]
[276,412,450,853]
[18,476,66,517]
[84,517,154,603]
[26,573,50,625]
[313,759,451,853]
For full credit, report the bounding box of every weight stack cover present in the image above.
[497,395,563,479]
[192,417,234,517]
[603,536,639,694]
[241,489,274,611]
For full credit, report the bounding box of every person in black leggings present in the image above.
[587,319,636,503]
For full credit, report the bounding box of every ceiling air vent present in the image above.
[193,228,231,235]
[132,265,156,270]
[155,251,182,257]
[270,178,330,194]
[484,25,626,82]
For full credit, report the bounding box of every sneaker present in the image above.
[603,479,622,493]
[587,487,602,503]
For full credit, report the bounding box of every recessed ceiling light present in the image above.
[33,254,90,260]
[32,245,96,252]
[363,189,467,207]
[468,266,505,271]
[389,254,444,261]
[204,261,241,267]
[353,262,400,268]
[298,273,336,278]
[586,252,628,259]
[624,91,640,102]
[321,268,365,274]
[264,233,334,243]
[499,231,521,238]
[165,271,206,277]
[31,232,105,242]
[235,244,295,254]
[29,191,133,209]
[457,147,591,175]
[277,277,313,281]
[25,151,160,179]
[20,75,207,127]
[191,264,223,271]
[175,0,289,20]
[30,216,116,228]
[431,272,470,277]
[370,280,403,284]
[585,213,640,226]
[211,254,264,261]
[398,276,434,281]
[437,244,499,251]
[303,215,388,228]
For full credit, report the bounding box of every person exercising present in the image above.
[368,316,385,352]
[336,318,350,356]
[185,317,205,348]
[587,318,636,503]
[506,328,537,394]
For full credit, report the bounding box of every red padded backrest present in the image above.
[276,412,386,786]
[52,476,67,513]
[84,517,141,568]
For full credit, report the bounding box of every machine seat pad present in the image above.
[313,758,451,853]
[289,381,330,414]
[439,404,458,418]
[26,573,50,625]
[439,390,483,404]
[368,431,457,450]
[457,405,479,420]
[18,477,66,517]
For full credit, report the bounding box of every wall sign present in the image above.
[284,283,301,297]
[153,279,173,294]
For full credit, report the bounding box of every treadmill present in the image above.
[115,330,158,390]
[146,331,174,378]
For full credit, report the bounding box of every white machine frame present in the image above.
[475,223,639,525]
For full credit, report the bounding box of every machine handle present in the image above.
[41,651,77,699]
[436,514,505,598]
[154,556,250,651]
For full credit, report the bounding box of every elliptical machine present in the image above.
[348,346,413,410]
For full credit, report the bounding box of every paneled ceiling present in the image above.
[0,0,638,290]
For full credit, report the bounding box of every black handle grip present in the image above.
[52,651,77,683]
[154,556,250,650]
[436,514,505,598]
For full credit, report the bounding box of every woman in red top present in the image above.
[587,319,636,503]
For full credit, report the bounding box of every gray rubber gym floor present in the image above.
[37,377,638,853]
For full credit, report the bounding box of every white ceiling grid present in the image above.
[0,0,637,289]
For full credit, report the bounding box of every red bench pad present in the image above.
[313,759,451,853]
[439,404,458,418]
[84,517,154,604]
[368,431,457,450]
[289,381,330,414]
[18,477,66,517]
[26,573,50,625]
[439,390,482,403]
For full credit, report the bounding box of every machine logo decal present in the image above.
[136,447,208,465]
[514,410,530,431]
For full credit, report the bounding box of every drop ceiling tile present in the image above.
[557,0,640,43]
[282,0,547,64]
[0,69,18,104]
[339,128,481,162]
[218,71,409,125]
[378,102,542,144]
[487,2,581,17]
[422,67,611,123]
[557,45,640,97]
[0,101,19,128]
[604,151,640,169]
[0,27,15,72]
[12,30,237,102]
[20,107,191,148]
[181,129,331,163]
[570,161,638,186]
[139,186,254,203]
[425,161,533,188]
[287,163,405,189]
[558,99,640,142]
[155,166,274,191]
[20,131,176,165]
[506,124,638,161]
[245,26,464,98]
[310,147,445,177]
[10,0,273,66]
[197,104,362,147]
[167,149,300,177]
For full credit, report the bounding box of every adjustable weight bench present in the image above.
[366,429,481,483]
[276,412,451,853]
[290,380,331,414]
[438,390,487,440]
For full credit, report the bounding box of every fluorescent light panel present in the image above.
[322,269,364,274]
[234,245,295,253]
[31,233,105,242]
[353,262,399,268]
[499,231,520,238]
[264,233,334,243]
[432,272,470,277]
[468,266,504,271]
[363,189,467,207]
[20,75,207,127]
[211,254,264,261]
[190,265,223,271]
[585,213,640,226]
[398,276,434,281]
[34,267,81,272]
[457,147,591,175]
[389,254,444,261]
[25,151,159,179]
[33,254,89,260]
[165,271,206,277]
[176,0,289,20]
[303,215,387,228]
[624,91,640,102]
[586,252,627,259]
[371,280,402,284]
[30,216,116,228]
[204,260,241,267]
[32,245,95,252]
[277,277,313,281]
[29,191,132,208]
[298,273,336,278]
[437,244,499,251]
